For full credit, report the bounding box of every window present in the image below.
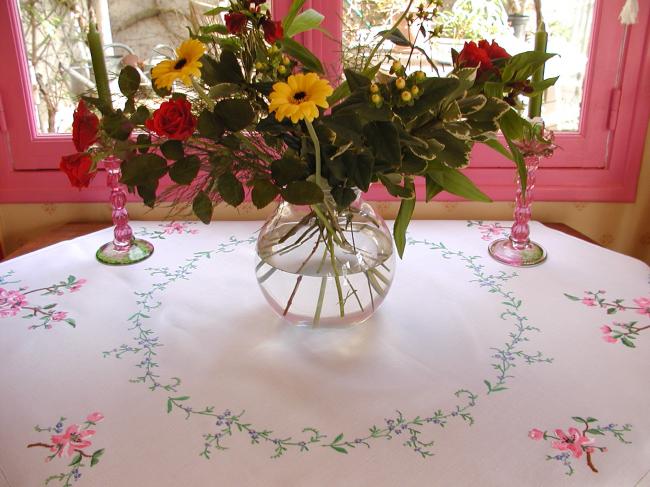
[0,0,648,202]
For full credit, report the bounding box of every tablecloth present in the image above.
[0,220,648,487]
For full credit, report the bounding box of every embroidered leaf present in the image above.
[586,428,605,435]
[564,293,580,301]
[607,308,617,314]
[90,448,105,467]
[621,336,636,348]
[571,416,586,423]
[68,452,82,467]
[167,399,173,413]
[331,445,348,454]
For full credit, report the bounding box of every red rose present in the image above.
[225,12,248,35]
[60,153,96,189]
[145,98,197,141]
[72,99,99,152]
[261,18,283,44]
[457,41,493,73]
[478,40,510,60]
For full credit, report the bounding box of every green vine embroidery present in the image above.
[408,238,553,393]
[104,232,551,459]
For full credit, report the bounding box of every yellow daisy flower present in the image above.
[268,73,333,124]
[151,39,205,90]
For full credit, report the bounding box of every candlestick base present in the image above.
[488,238,547,267]
[96,238,154,266]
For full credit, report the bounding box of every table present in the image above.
[1,220,648,486]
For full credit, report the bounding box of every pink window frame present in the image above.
[0,0,648,203]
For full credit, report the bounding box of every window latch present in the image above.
[607,88,622,131]
[0,94,7,133]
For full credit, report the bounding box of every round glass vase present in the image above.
[255,190,396,327]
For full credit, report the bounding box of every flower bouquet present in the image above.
[63,0,557,325]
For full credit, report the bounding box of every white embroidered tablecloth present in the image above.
[0,220,648,487]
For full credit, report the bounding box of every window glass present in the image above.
[16,0,228,134]
[343,0,595,131]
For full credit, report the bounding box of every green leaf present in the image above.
[328,63,381,106]
[425,175,443,202]
[497,108,527,140]
[282,0,308,30]
[278,37,324,73]
[621,336,636,348]
[197,109,225,139]
[160,140,184,160]
[102,110,133,141]
[483,138,513,160]
[401,153,428,174]
[217,173,245,206]
[586,429,605,435]
[201,52,245,85]
[501,51,556,83]
[333,433,344,444]
[468,97,511,123]
[332,446,348,454]
[200,24,228,35]
[135,133,151,154]
[203,6,229,15]
[482,81,504,99]
[90,448,105,467]
[344,69,371,91]
[457,95,487,115]
[214,99,255,132]
[130,105,150,125]
[378,174,415,198]
[331,186,357,208]
[378,28,410,47]
[193,191,213,224]
[286,9,324,37]
[363,121,400,163]
[427,164,491,202]
[607,308,617,315]
[208,83,242,99]
[137,181,159,207]
[393,181,415,258]
[527,76,559,96]
[347,152,374,191]
[120,154,167,186]
[429,130,472,168]
[281,181,324,205]
[251,180,280,208]
[271,153,309,186]
[68,453,82,467]
[169,156,200,185]
[397,77,460,119]
[166,398,173,413]
[118,65,140,97]
[572,416,586,423]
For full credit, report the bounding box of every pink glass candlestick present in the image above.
[488,155,547,267]
[96,156,154,265]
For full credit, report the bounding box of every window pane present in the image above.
[342,0,596,131]
[16,0,227,134]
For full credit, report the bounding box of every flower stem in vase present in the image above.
[488,155,547,267]
[96,156,154,265]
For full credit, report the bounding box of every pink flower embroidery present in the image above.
[51,312,67,321]
[70,279,87,293]
[50,424,95,457]
[0,288,28,317]
[602,335,618,343]
[551,428,594,458]
[582,297,597,307]
[633,297,650,316]
[528,428,544,440]
[86,412,104,423]
[163,222,186,235]
[600,325,612,333]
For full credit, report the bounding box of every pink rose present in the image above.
[51,312,67,321]
[582,297,597,306]
[602,335,618,343]
[528,428,544,440]
[551,428,594,458]
[86,412,104,423]
[50,425,95,457]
